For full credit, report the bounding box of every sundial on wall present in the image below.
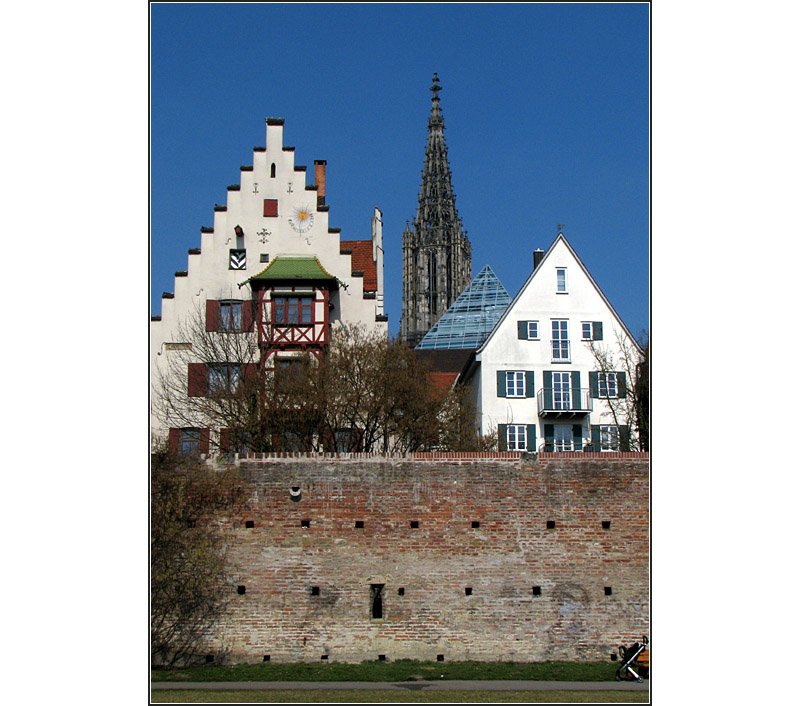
[288,205,315,234]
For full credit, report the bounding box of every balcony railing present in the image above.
[550,339,571,362]
[536,387,592,416]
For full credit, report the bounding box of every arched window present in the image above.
[270,163,276,178]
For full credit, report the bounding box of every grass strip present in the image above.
[151,688,649,703]
[152,659,617,682]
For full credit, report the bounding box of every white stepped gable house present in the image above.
[461,233,643,453]
[151,117,387,454]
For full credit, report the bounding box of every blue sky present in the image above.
[151,2,649,339]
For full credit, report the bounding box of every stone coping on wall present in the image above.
[219,450,649,464]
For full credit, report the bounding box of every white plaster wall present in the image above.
[475,236,640,445]
[151,121,387,440]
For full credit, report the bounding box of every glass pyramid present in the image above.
[416,265,511,350]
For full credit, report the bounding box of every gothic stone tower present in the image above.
[401,73,472,346]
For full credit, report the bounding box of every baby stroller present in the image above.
[615,635,649,682]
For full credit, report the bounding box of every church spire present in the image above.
[401,73,472,347]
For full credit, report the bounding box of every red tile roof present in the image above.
[340,240,377,292]
[428,371,458,395]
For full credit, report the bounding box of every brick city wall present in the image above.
[207,453,649,663]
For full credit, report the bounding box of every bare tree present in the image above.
[150,446,246,666]
[585,330,647,451]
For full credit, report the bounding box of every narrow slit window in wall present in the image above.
[355,520,364,528]
[471,521,480,528]
[604,586,613,595]
[370,584,385,619]
[532,586,542,596]
[245,520,254,529]
[602,520,612,529]
[437,654,445,662]
[270,163,276,178]
[465,587,473,596]
[310,586,320,596]
[263,655,270,662]
[237,585,246,595]
[398,587,405,596]
[301,519,310,528]
[410,520,419,528]
[546,520,556,529]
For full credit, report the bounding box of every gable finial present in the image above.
[557,223,565,235]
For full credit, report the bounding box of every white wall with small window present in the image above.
[462,233,643,452]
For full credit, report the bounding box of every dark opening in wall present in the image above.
[370,584,385,619]
[320,654,328,660]
[301,519,310,528]
[245,520,255,529]
[532,586,542,596]
[602,520,612,529]
[205,655,214,663]
[437,654,445,662]
[237,585,246,595]
[465,587,473,596]
[378,654,386,661]
[290,487,302,502]
[270,163,276,178]
[546,520,556,529]
[604,586,613,595]
[610,653,618,661]
[471,521,480,528]
[310,586,320,596]
[410,520,419,528]
[398,587,405,596]
[263,655,271,662]
[355,520,364,528]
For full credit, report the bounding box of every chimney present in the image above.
[533,249,545,270]
[314,160,326,207]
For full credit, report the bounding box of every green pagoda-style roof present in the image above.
[248,256,337,282]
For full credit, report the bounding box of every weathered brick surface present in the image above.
[206,454,649,663]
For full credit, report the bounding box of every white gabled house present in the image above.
[460,233,644,453]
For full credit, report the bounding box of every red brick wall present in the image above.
[209,454,649,663]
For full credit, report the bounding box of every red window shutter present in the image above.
[187,363,208,397]
[206,300,219,332]
[199,428,210,455]
[168,428,179,454]
[263,199,278,217]
[243,363,259,389]
[242,300,254,332]
[219,428,230,453]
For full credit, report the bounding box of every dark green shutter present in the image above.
[617,372,628,398]
[589,371,599,398]
[517,321,528,339]
[572,424,583,451]
[591,425,601,452]
[525,371,535,398]
[497,370,507,397]
[571,371,581,410]
[543,371,553,409]
[620,425,631,451]
[593,321,603,340]
[544,424,554,452]
[526,424,537,452]
[497,424,508,451]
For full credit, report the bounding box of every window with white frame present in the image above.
[505,371,525,398]
[553,424,574,451]
[597,372,618,398]
[527,321,539,339]
[219,300,243,332]
[600,425,620,451]
[507,425,527,451]
[552,371,572,410]
[556,267,568,293]
[208,364,241,395]
[581,322,593,340]
[551,320,570,361]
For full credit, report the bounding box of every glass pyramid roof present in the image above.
[416,265,511,350]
